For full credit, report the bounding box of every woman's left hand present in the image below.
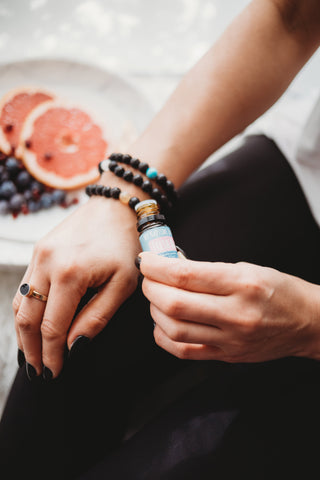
[140,253,320,362]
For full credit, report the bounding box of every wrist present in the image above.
[294,281,320,361]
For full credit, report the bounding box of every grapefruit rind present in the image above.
[17,100,107,190]
[0,86,55,154]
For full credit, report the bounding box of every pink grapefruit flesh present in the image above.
[17,100,108,190]
[0,88,54,154]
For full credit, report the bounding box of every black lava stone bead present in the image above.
[133,174,143,186]
[156,173,167,186]
[114,166,125,177]
[130,158,140,169]
[151,188,162,200]
[96,185,104,195]
[123,171,134,182]
[128,196,140,209]
[102,186,111,197]
[108,160,118,172]
[141,180,153,193]
[122,154,132,164]
[138,162,149,174]
[110,187,121,199]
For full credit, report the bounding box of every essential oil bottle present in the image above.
[135,199,178,258]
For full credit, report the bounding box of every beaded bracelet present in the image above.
[85,184,141,210]
[99,159,171,210]
[99,153,178,205]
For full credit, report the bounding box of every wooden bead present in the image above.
[119,191,131,204]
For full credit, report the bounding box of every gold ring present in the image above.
[19,283,48,302]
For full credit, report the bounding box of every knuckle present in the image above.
[86,312,107,332]
[238,310,262,339]
[168,323,186,343]
[34,240,53,262]
[172,262,193,289]
[12,296,20,316]
[41,319,63,342]
[175,343,192,360]
[164,297,184,318]
[153,326,166,350]
[56,261,80,283]
[16,311,36,333]
[236,263,264,297]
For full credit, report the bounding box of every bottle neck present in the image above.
[136,213,166,233]
[139,220,165,234]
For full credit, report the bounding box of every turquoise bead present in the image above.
[146,167,158,179]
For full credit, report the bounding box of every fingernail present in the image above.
[134,256,141,270]
[17,349,25,368]
[176,245,187,259]
[42,366,53,381]
[69,335,90,359]
[26,363,37,381]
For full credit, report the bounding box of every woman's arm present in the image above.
[125,0,320,186]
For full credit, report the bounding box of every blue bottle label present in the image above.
[139,225,178,258]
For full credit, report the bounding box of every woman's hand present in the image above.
[12,196,140,378]
[140,252,320,363]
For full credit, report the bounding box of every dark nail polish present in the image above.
[69,335,90,359]
[17,349,25,368]
[43,366,53,381]
[135,256,141,270]
[26,363,37,381]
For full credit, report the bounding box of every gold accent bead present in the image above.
[119,191,131,205]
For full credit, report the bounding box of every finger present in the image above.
[41,280,85,378]
[13,264,33,351]
[150,303,225,346]
[139,252,238,295]
[142,277,236,328]
[67,273,137,349]
[153,324,224,361]
[16,272,50,375]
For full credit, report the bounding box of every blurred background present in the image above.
[0,0,319,414]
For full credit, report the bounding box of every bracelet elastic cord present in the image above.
[99,153,178,207]
[85,184,141,210]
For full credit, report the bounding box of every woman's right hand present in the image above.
[12,194,141,379]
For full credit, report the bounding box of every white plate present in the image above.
[0,58,153,270]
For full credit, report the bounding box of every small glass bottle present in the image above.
[135,199,178,258]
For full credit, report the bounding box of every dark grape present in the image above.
[0,150,73,216]
[9,193,25,212]
[16,170,32,189]
[28,199,41,213]
[0,180,17,199]
[0,170,10,182]
[24,189,33,201]
[31,180,45,195]
[51,189,66,204]
[0,200,9,215]
[6,157,21,177]
[40,192,53,209]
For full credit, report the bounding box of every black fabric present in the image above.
[1,135,320,479]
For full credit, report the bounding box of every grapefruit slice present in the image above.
[0,87,54,155]
[16,100,107,190]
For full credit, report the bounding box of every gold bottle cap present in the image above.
[134,199,157,211]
